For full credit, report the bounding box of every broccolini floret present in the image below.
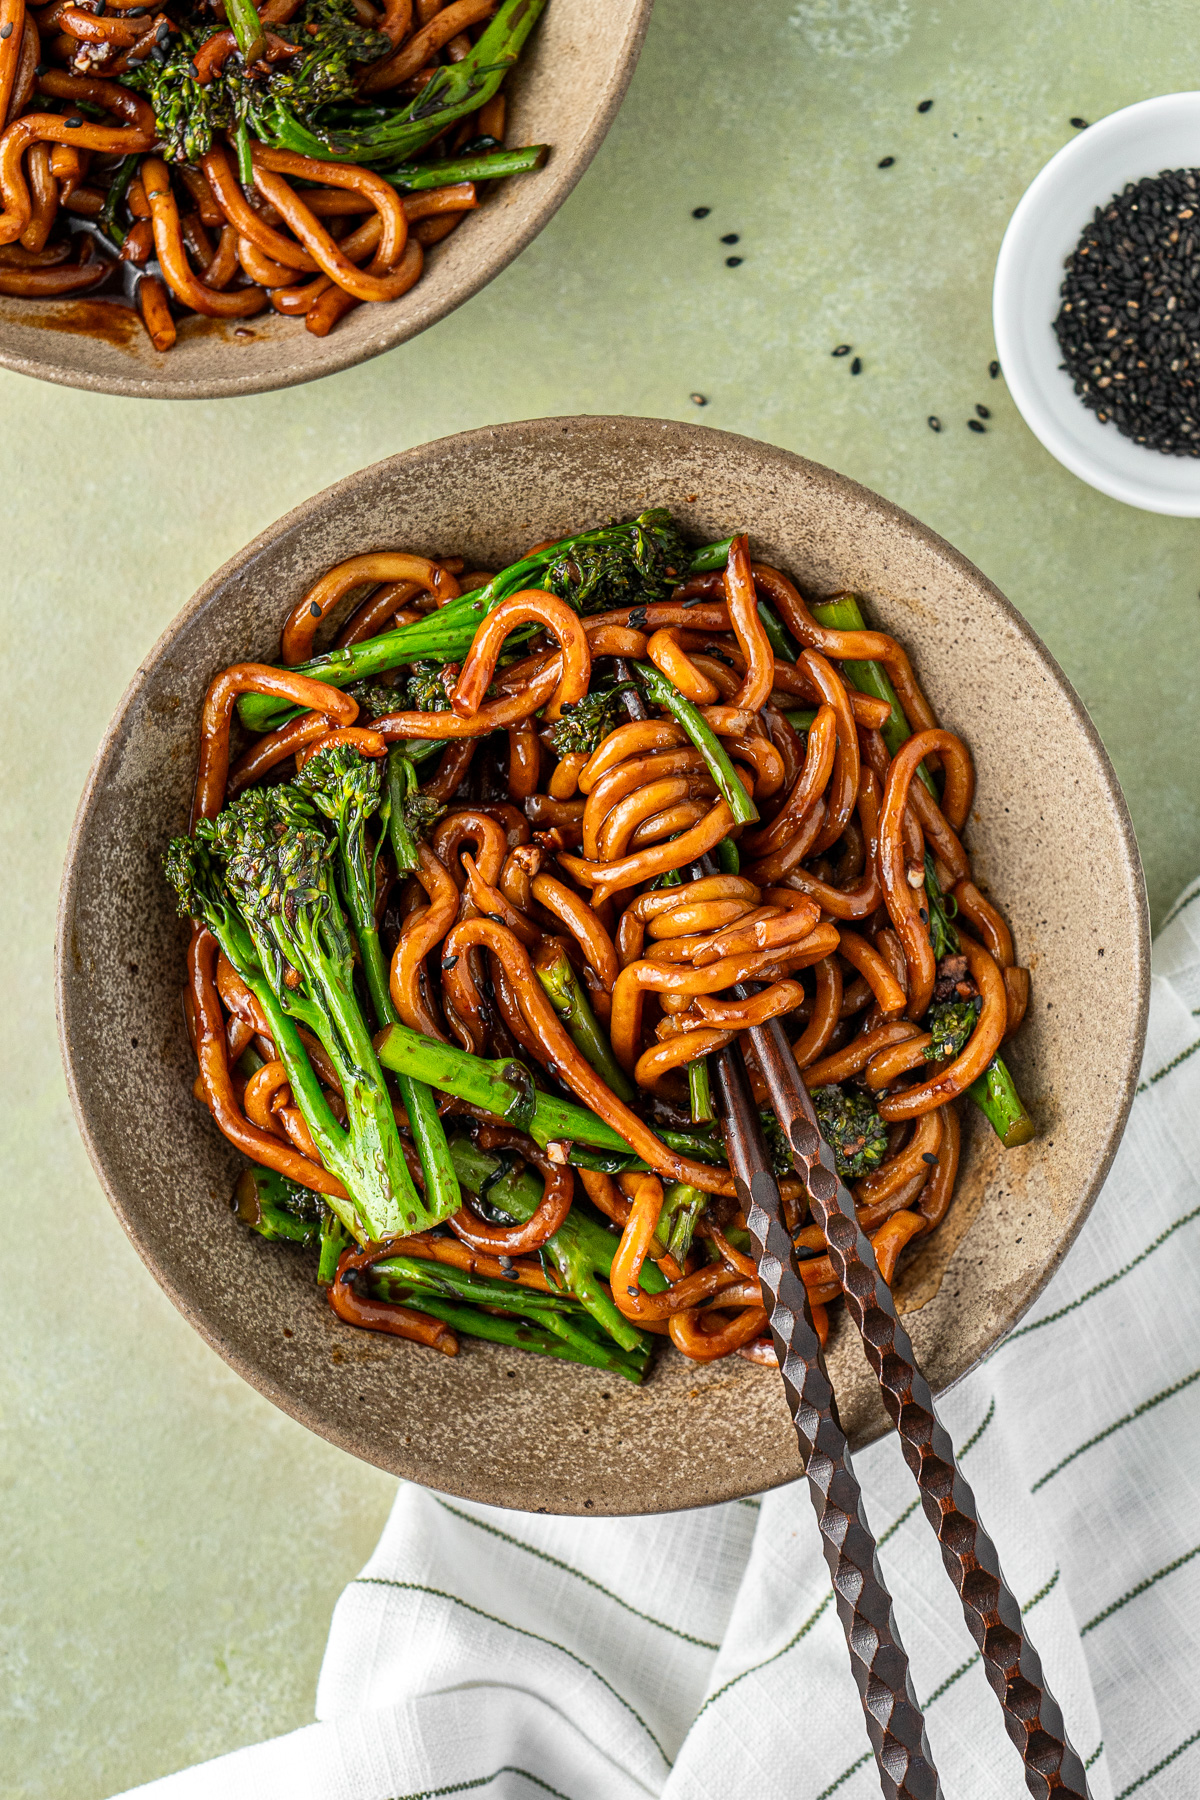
[811,1086,889,1181]
[758,1107,794,1179]
[549,684,633,758]
[542,508,689,617]
[927,997,980,1062]
[403,660,454,713]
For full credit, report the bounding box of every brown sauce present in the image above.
[16,297,143,348]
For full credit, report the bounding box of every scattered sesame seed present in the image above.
[968,419,986,433]
[917,98,933,113]
[691,206,710,218]
[0,23,12,38]
[309,601,321,617]
[1070,117,1089,129]
[64,115,83,127]
[989,359,1000,378]
[720,232,739,245]
[690,393,708,406]
[878,155,895,168]
[928,415,942,431]
[922,1152,939,1165]
[850,356,862,374]
[975,403,990,419]
[725,255,743,267]
[832,344,852,357]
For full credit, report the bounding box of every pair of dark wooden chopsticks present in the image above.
[714,1022,1091,1799]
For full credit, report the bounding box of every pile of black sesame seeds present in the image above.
[1054,168,1200,456]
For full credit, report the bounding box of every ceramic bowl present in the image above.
[56,416,1150,1514]
[994,92,1200,515]
[0,0,652,400]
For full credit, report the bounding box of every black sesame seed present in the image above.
[975,403,990,419]
[64,115,83,127]
[927,415,942,431]
[691,206,710,218]
[1054,166,1200,455]
[968,419,986,433]
[725,255,743,267]
[440,954,459,970]
[130,1037,139,1047]
[922,1152,939,1166]
[989,359,1000,378]
[309,600,321,617]
[0,23,12,38]
[626,1285,640,1298]
[917,98,933,113]
[690,393,707,405]
[1070,117,1089,130]
[878,155,895,168]
[720,233,739,245]
[832,344,852,357]
[341,1266,358,1285]
[850,356,862,374]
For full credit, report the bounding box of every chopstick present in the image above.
[741,1013,1092,1800]
[713,1042,942,1800]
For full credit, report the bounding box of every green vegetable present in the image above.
[654,1182,708,1262]
[374,1020,640,1156]
[379,143,548,190]
[368,1254,650,1378]
[234,1166,324,1245]
[811,1085,889,1181]
[448,1136,661,1354]
[687,536,736,573]
[757,601,798,663]
[688,1057,713,1124]
[967,1057,1035,1148]
[549,684,633,758]
[238,510,695,734]
[924,852,960,959]
[541,509,688,617]
[758,1106,794,1178]
[927,998,980,1062]
[384,747,443,874]
[166,795,432,1242]
[261,0,548,163]
[402,660,453,712]
[317,1211,348,1284]
[810,594,937,799]
[535,946,636,1104]
[635,662,759,826]
[295,740,460,1222]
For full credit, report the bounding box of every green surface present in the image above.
[2,2,1199,1794]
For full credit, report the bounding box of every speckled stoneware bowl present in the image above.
[0,0,651,400]
[57,416,1149,1514]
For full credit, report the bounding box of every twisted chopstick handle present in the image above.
[748,1017,1091,1799]
[714,1047,942,1800]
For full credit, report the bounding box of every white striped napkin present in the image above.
[114,880,1200,1800]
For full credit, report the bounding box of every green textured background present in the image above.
[3,1,1199,1794]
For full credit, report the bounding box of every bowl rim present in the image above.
[0,0,654,401]
[55,416,1152,1509]
[993,90,1200,516]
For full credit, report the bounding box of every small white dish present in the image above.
[994,92,1200,515]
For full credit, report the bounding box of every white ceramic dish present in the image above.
[993,92,1200,515]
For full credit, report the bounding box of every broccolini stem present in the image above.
[967,1056,1035,1147]
[317,1211,348,1284]
[655,1182,708,1262]
[99,154,137,246]
[232,118,255,187]
[688,1057,714,1124]
[380,144,548,189]
[783,708,818,732]
[234,1166,322,1244]
[634,662,759,826]
[447,1136,662,1352]
[225,0,266,63]
[757,601,798,662]
[715,836,740,875]
[535,944,635,1104]
[385,747,421,873]
[688,536,735,572]
[400,1073,462,1219]
[375,1020,637,1153]
[809,595,937,799]
[367,1261,649,1379]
